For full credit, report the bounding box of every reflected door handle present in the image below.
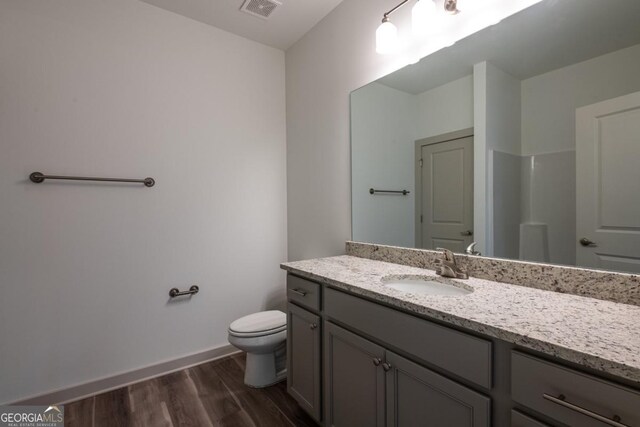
[579,237,596,247]
[460,230,473,236]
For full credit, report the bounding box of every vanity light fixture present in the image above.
[412,0,436,36]
[376,16,400,54]
[376,0,460,54]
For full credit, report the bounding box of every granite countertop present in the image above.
[281,255,640,385]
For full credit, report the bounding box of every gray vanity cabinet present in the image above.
[286,273,640,427]
[287,303,322,422]
[385,351,491,427]
[324,321,386,427]
[324,321,490,427]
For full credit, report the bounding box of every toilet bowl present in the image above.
[228,310,287,388]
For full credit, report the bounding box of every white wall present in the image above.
[416,75,474,140]
[474,62,521,255]
[351,83,417,247]
[0,0,286,404]
[285,0,412,261]
[521,43,640,156]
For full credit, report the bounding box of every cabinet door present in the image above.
[324,322,386,427]
[287,303,322,422]
[386,351,491,427]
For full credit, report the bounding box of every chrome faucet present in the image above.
[434,248,469,279]
[465,242,481,256]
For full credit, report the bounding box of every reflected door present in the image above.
[576,91,640,273]
[417,135,474,252]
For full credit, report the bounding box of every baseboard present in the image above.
[10,344,240,405]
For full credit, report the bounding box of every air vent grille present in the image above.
[240,0,282,19]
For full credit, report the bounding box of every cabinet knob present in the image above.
[382,362,392,372]
[372,358,381,366]
[309,323,318,330]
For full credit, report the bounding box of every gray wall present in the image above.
[0,0,286,403]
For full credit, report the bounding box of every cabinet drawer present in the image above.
[287,275,321,312]
[511,410,550,427]
[324,287,492,388]
[512,352,640,427]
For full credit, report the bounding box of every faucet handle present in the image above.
[435,247,456,263]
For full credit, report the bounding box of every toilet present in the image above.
[228,310,287,388]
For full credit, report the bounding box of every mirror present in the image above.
[351,0,640,273]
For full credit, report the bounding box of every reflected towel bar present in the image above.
[369,188,410,195]
[169,286,199,298]
[29,172,155,187]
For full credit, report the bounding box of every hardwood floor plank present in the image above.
[129,379,173,427]
[212,356,295,427]
[211,410,255,427]
[262,382,318,427]
[64,353,318,427]
[188,363,246,424]
[156,370,214,427]
[64,396,94,427]
[231,355,317,427]
[94,388,132,427]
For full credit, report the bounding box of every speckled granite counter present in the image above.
[281,255,640,385]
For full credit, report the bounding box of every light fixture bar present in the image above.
[382,0,411,21]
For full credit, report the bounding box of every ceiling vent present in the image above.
[240,0,282,19]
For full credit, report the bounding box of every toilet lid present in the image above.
[229,310,286,336]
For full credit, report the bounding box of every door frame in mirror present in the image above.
[414,128,474,249]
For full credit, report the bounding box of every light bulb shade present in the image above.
[376,20,399,54]
[412,0,436,36]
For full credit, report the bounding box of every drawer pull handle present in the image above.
[289,288,307,297]
[382,362,392,372]
[309,323,318,330]
[543,394,628,427]
[372,358,381,366]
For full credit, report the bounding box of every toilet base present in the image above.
[244,352,287,388]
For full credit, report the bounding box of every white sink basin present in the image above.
[382,276,473,296]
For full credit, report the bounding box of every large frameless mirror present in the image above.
[351,0,640,273]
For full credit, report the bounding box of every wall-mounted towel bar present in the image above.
[29,172,155,187]
[169,285,199,298]
[369,188,410,195]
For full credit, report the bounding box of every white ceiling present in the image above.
[377,0,640,94]
[139,0,345,50]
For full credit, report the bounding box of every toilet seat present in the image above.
[229,310,286,338]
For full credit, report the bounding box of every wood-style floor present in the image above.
[64,353,318,427]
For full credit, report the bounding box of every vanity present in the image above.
[281,0,640,424]
[281,248,640,427]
